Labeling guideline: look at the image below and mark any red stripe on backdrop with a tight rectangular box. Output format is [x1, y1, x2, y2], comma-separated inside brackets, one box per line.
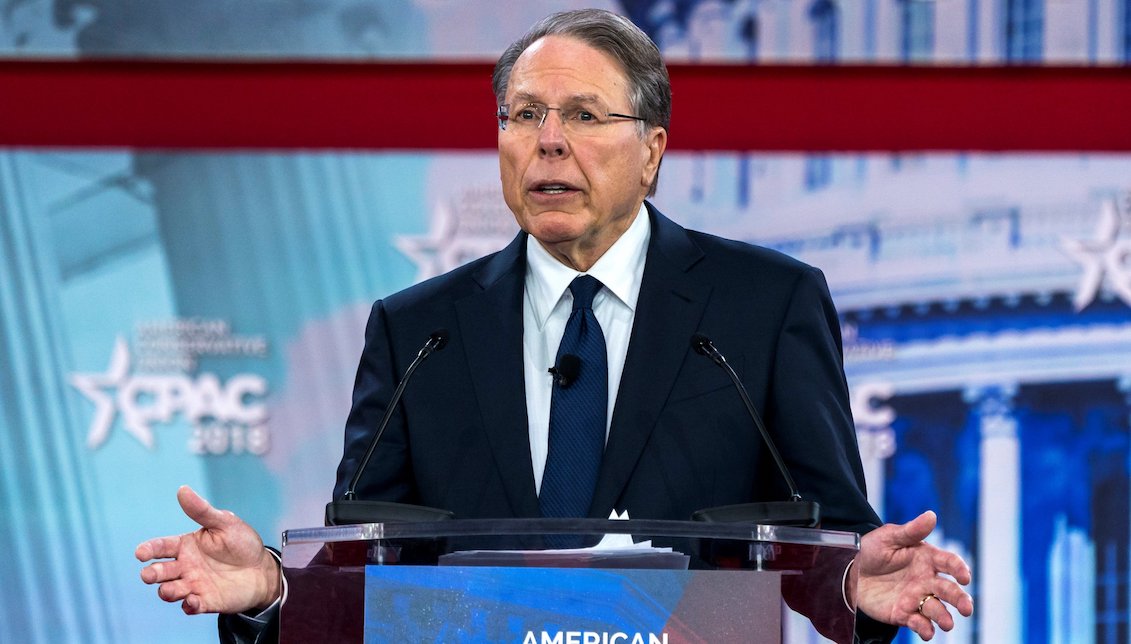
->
[1, 59, 1129, 151]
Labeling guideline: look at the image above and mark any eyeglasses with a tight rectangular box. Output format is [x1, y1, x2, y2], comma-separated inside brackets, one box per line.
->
[496, 103, 646, 136]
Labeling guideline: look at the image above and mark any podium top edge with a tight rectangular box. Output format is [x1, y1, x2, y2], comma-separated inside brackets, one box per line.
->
[282, 518, 860, 549]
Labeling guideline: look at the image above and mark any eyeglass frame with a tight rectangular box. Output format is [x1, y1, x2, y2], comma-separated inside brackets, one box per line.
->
[496, 102, 647, 133]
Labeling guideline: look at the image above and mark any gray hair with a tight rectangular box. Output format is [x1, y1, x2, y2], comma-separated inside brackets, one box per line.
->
[492, 9, 671, 196]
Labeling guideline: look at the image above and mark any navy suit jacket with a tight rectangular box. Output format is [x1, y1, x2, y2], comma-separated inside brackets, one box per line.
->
[333, 204, 879, 535]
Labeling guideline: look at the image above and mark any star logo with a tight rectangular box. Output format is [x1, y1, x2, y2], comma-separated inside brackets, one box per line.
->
[395, 197, 517, 282]
[395, 201, 461, 282]
[1060, 197, 1131, 311]
[68, 336, 154, 449]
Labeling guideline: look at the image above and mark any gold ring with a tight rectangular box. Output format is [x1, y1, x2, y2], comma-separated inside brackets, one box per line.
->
[917, 593, 939, 614]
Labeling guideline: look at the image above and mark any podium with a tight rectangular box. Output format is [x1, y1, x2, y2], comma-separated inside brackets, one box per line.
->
[280, 518, 859, 643]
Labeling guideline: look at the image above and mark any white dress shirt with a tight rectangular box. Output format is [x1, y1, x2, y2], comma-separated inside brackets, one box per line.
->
[523, 204, 651, 494]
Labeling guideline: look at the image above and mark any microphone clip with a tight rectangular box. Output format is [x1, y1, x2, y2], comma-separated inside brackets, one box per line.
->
[548, 353, 581, 388]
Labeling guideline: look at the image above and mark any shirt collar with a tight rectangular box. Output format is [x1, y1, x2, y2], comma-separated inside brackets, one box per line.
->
[525, 203, 651, 330]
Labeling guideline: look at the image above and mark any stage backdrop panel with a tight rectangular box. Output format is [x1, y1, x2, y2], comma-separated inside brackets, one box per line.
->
[3, 149, 1130, 644]
[2, 2, 1130, 644]
[2, 0, 1128, 64]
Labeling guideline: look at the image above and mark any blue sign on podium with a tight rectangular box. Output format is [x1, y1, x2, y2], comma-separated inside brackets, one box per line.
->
[364, 566, 781, 643]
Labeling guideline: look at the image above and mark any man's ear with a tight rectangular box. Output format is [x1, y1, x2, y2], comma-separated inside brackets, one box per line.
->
[641, 126, 667, 189]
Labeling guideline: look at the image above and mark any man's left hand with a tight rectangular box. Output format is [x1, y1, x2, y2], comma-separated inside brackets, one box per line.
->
[853, 510, 973, 640]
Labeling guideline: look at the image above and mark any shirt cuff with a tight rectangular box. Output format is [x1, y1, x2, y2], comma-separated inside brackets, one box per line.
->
[841, 557, 855, 613]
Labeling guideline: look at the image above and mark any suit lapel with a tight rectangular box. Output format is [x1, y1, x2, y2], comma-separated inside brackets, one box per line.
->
[589, 206, 710, 517]
[455, 233, 541, 518]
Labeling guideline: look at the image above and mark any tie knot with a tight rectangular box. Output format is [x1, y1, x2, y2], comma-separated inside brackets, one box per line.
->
[569, 275, 603, 310]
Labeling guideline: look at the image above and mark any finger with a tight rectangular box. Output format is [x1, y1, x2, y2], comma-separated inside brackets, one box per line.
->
[139, 559, 182, 585]
[157, 579, 192, 603]
[932, 548, 973, 585]
[930, 579, 974, 617]
[919, 595, 955, 632]
[135, 535, 181, 562]
[894, 510, 937, 545]
[906, 612, 937, 641]
[182, 594, 205, 615]
[177, 485, 233, 530]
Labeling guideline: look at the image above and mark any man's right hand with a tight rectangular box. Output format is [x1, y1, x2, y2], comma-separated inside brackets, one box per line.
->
[136, 485, 281, 615]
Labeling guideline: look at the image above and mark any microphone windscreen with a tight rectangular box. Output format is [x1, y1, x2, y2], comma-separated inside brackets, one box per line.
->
[559, 353, 581, 382]
[430, 328, 450, 351]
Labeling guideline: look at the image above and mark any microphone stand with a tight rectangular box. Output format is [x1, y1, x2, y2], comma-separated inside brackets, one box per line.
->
[690, 334, 820, 527]
[325, 330, 455, 525]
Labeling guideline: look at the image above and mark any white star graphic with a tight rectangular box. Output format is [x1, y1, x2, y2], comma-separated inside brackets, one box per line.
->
[395, 201, 516, 282]
[395, 201, 459, 282]
[69, 336, 152, 450]
[1060, 197, 1131, 311]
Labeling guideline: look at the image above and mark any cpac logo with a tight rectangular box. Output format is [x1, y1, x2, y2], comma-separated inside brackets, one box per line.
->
[70, 337, 269, 454]
[1060, 196, 1131, 310]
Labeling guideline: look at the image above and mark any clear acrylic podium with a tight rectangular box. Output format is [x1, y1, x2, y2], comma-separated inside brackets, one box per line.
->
[280, 518, 859, 643]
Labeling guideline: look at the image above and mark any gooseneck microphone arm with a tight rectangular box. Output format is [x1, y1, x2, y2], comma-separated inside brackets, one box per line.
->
[343, 329, 449, 501]
[689, 333, 819, 527]
[691, 333, 802, 503]
[326, 328, 454, 524]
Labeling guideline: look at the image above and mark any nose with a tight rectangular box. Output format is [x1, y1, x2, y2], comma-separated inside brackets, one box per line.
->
[537, 110, 570, 159]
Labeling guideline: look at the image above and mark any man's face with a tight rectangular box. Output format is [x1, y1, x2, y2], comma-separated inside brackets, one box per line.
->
[498, 35, 666, 270]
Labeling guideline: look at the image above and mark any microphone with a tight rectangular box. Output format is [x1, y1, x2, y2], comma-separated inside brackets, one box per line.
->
[325, 329, 455, 525]
[547, 353, 581, 388]
[688, 333, 820, 527]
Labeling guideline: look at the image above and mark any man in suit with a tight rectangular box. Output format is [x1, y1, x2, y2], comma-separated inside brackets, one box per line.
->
[138, 9, 972, 642]
[334, 203, 879, 532]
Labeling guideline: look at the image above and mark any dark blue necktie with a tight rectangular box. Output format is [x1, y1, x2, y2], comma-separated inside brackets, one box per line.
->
[540, 275, 608, 523]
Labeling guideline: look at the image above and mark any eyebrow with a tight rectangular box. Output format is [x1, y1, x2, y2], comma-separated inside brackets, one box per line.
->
[509, 92, 605, 108]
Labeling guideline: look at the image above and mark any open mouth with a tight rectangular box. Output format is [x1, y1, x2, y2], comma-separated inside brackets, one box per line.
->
[532, 181, 577, 195]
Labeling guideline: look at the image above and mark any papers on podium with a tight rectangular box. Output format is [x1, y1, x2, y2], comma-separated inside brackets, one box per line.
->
[438, 510, 691, 570]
